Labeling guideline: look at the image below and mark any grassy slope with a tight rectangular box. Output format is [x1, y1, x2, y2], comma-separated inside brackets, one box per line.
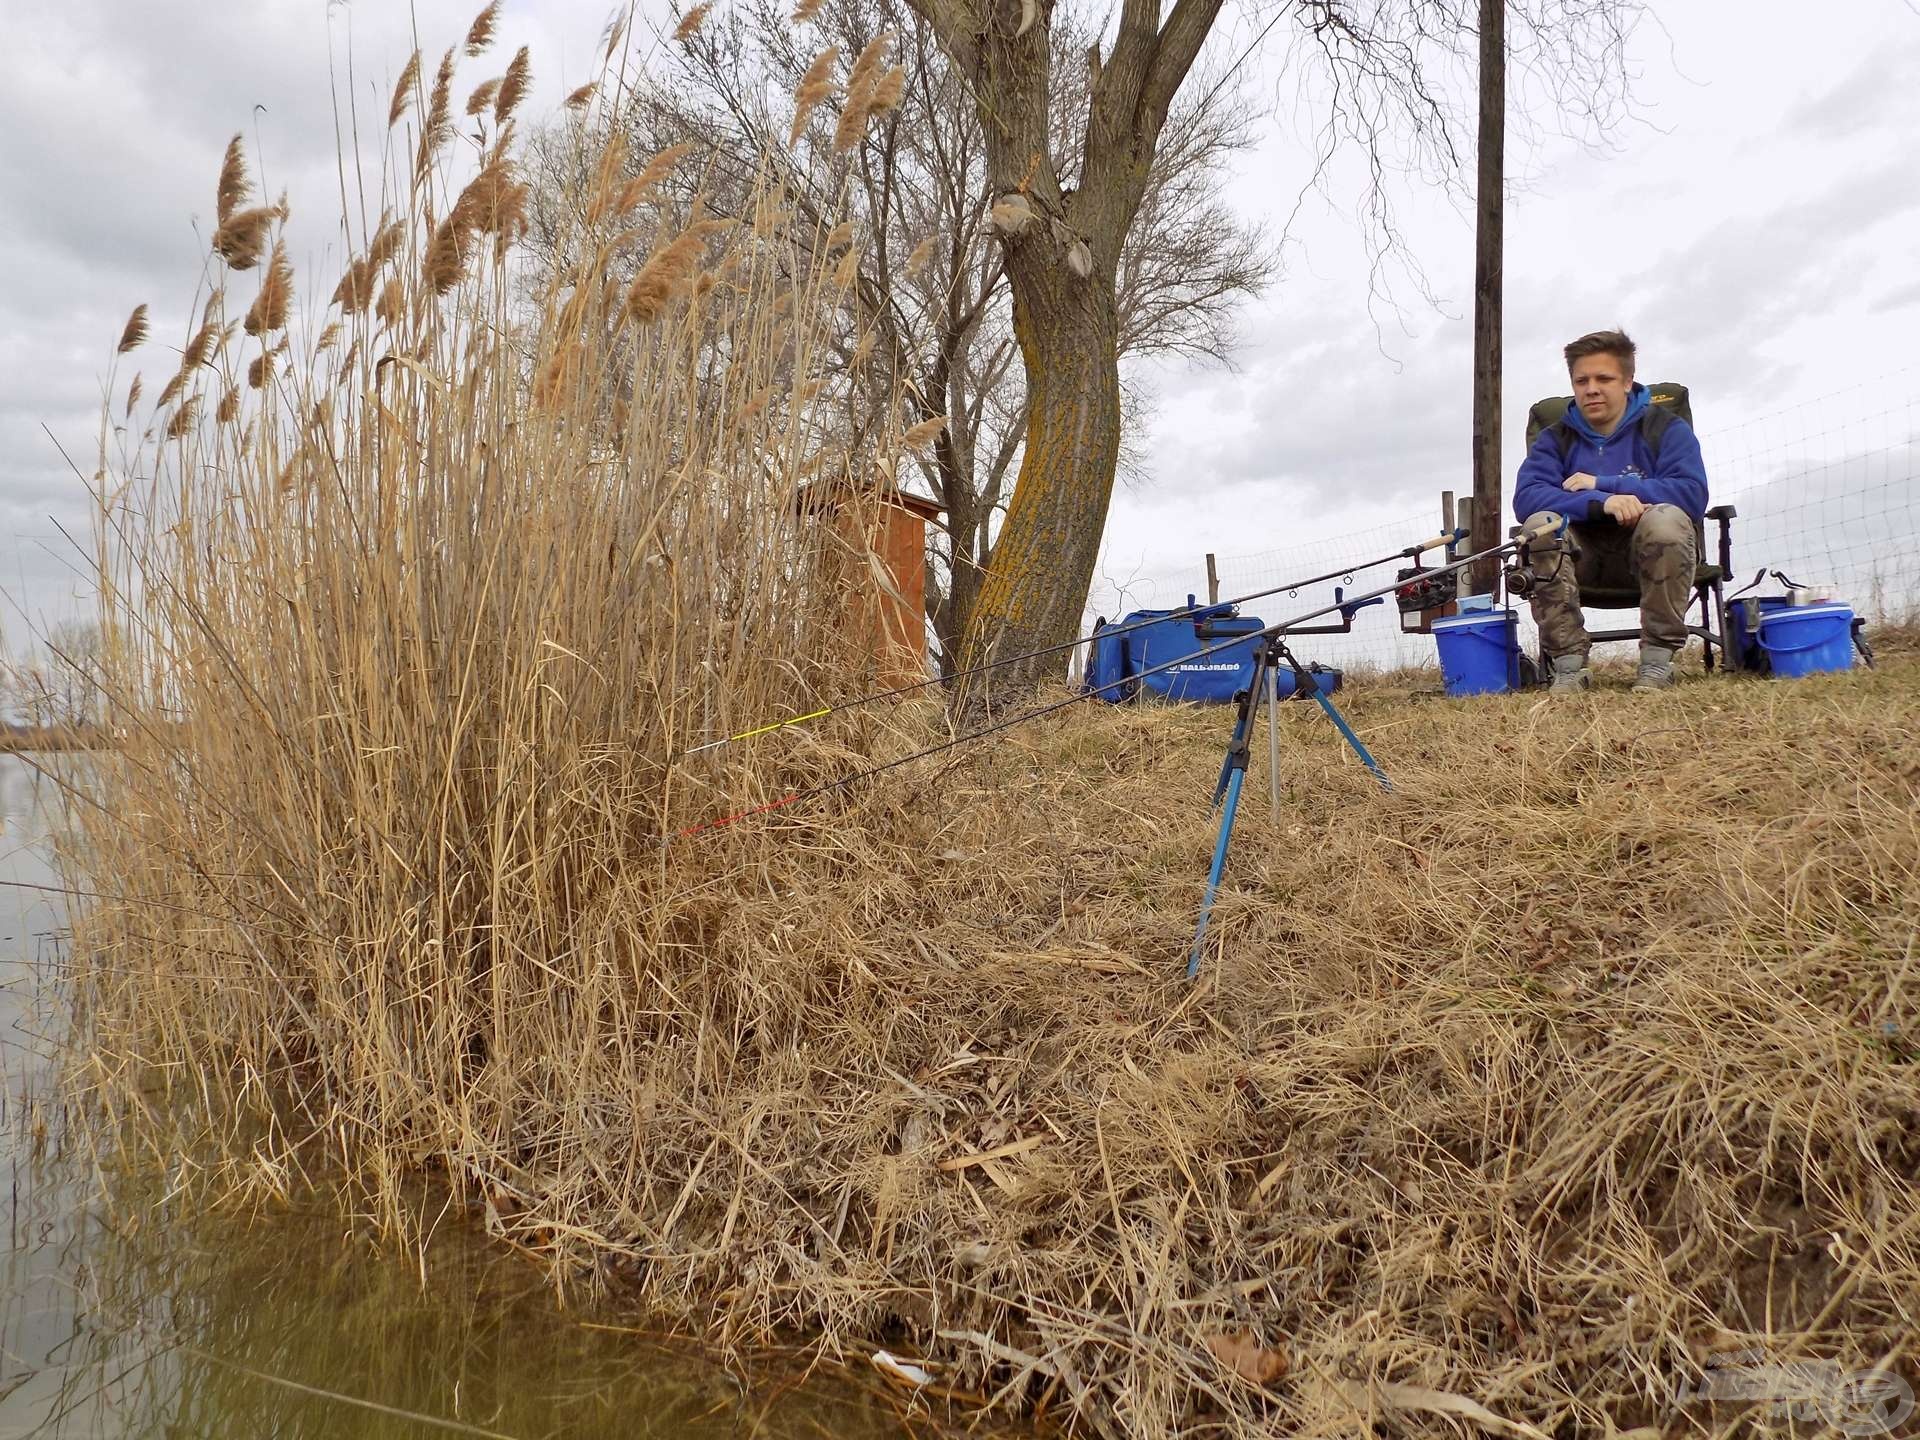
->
[763, 633, 1920, 1436]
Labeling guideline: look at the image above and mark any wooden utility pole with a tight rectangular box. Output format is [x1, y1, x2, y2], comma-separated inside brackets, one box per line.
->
[1470, 0, 1505, 593]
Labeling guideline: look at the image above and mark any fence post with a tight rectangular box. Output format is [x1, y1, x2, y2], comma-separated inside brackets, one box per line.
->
[1205, 553, 1219, 605]
[1470, 0, 1505, 594]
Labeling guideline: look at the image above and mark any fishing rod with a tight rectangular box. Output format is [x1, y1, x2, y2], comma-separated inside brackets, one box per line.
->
[663, 520, 1555, 845]
[678, 526, 1471, 757]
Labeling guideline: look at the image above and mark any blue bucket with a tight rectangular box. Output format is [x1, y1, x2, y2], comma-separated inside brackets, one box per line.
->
[1759, 602, 1855, 678]
[1432, 609, 1521, 696]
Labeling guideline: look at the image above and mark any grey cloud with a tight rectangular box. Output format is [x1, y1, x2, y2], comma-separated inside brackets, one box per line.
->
[1615, 163, 1920, 368]
[1873, 279, 1920, 315]
[1781, 41, 1920, 143]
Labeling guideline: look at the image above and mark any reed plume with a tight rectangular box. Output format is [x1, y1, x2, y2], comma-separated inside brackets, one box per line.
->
[792, 0, 826, 22]
[423, 212, 476, 295]
[124, 374, 142, 416]
[246, 350, 272, 389]
[901, 236, 936, 276]
[388, 49, 421, 127]
[901, 415, 946, 450]
[565, 82, 596, 110]
[866, 65, 905, 119]
[331, 258, 374, 313]
[216, 386, 239, 424]
[162, 395, 198, 439]
[615, 142, 692, 214]
[832, 33, 894, 152]
[117, 304, 149, 353]
[243, 240, 293, 335]
[494, 46, 530, 124]
[416, 49, 456, 177]
[212, 207, 275, 269]
[464, 0, 500, 56]
[465, 76, 502, 117]
[843, 31, 892, 110]
[375, 277, 405, 327]
[674, 2, 714, 41]
[790, 46, 839, 144]
[368, 216, 406, 268]
[624, 210, 732, 323]
[216, 134, 250, 223]
[180, 320, 220, 370]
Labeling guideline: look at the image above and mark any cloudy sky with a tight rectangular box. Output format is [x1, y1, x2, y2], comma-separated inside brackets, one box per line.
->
[2, 0, 1917, 657]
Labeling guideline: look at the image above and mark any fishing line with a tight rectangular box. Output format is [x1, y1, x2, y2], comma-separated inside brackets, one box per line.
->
[679, 526, 1467, 756]
[664, 523, 1541, 842]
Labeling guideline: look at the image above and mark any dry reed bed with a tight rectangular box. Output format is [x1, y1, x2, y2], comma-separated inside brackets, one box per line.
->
[49, 8, 1919, 1437]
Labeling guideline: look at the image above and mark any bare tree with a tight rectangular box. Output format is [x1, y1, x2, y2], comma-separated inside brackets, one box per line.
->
[573, 0, 1272, 671]
[883, 0, 1644, 679]
[1, 621, 105, 730]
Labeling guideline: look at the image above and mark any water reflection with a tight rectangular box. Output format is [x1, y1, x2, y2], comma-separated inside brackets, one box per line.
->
[0, 756, 950, 1439]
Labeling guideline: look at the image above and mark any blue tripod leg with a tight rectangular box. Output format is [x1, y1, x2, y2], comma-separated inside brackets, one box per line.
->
[1188, 766, 1245, 978]
[1311, 691, 1392, 792]
[1210, 693, 1257, 809]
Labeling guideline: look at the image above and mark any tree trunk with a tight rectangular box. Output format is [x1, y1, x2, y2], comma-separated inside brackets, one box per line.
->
[958, 258, 1121, 689]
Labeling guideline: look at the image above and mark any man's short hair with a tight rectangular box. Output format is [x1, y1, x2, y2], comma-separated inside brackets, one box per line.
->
[1564, 329, 1636, 379]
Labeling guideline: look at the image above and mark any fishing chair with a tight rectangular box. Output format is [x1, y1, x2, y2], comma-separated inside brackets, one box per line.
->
[1515, 506, 1743, 678]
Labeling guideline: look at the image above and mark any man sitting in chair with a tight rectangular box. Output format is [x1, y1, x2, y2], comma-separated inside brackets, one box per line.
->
[1513, 329, 1709, 693]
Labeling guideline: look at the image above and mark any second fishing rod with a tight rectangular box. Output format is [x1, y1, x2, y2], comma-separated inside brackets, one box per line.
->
[679, 523, 1473, 757]
[662, 518, 1560, 843]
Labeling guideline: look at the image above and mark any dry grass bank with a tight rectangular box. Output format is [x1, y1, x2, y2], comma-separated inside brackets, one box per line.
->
[46, 6, 1919, 1437]
[71, 635, 1920, 1438]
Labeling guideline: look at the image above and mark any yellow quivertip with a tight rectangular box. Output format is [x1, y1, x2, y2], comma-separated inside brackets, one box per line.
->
[684, 706, 833, 754]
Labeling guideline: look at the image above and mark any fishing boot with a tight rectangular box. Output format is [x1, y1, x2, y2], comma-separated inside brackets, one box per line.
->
[1633, 643, 1677, 692]
[1547, 653, 1592, 694]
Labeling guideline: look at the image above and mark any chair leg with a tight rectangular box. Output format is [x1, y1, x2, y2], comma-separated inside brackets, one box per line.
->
[1710, 578, 1735, 674]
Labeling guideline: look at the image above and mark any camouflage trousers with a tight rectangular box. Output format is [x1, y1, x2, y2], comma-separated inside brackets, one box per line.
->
[1521, 504, 1698, 657]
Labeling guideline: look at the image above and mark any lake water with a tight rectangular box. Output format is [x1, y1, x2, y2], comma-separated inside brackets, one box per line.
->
[0, 754, 950, 1439]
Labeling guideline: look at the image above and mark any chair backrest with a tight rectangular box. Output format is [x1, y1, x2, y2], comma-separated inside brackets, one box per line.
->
[1526, 382, 1692, 455]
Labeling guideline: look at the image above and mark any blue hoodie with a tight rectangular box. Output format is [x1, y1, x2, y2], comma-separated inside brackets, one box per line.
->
[1512, 383, 1709, 525]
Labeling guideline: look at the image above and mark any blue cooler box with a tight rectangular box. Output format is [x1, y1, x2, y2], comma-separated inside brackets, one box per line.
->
[1432, 609, 1522, 696]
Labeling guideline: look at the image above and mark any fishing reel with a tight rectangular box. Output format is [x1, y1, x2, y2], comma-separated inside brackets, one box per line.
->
[1502, 525, 1575, 599]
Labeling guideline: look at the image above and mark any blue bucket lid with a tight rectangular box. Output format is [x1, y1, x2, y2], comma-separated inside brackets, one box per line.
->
[1760, 602, 1854, 625]
[1430, 609, 1516, 631]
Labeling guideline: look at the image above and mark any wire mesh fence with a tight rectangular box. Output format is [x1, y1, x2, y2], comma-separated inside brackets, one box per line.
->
[1086, 367, 1920, 676]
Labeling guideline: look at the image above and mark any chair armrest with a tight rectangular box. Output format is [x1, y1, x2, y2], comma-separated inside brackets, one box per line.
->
[1706, 504, 1737, 521]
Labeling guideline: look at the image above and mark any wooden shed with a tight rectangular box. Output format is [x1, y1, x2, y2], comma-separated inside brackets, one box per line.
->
[797, 480, 944, 687]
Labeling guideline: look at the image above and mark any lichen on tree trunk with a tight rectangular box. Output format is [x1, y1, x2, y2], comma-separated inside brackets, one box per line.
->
[959, 262, 1122, 688]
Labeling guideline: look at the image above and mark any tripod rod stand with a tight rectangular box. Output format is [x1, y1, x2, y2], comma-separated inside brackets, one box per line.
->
[1187, 637, 1391, 978]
